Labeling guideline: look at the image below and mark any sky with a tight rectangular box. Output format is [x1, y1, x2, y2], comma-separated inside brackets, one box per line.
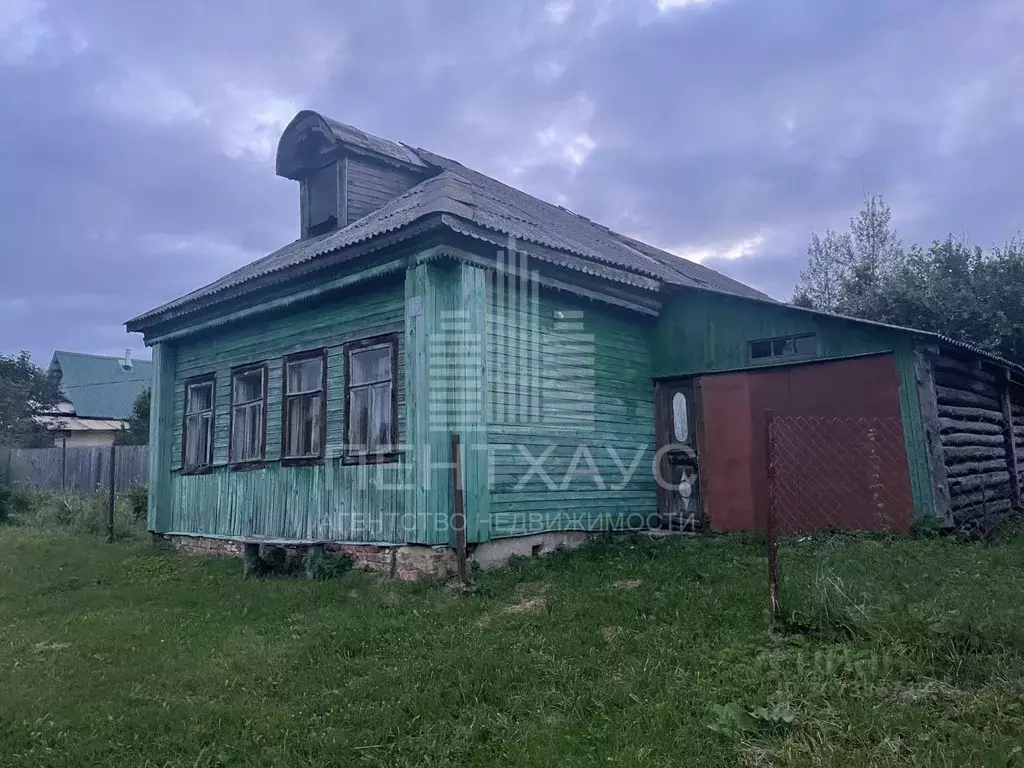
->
[1, 0, 1022, 365]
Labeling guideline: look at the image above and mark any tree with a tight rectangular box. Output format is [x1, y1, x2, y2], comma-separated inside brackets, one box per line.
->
[115, 389, 151, 446]
[793, 229, 853, 312]
[0, 352, 60, 447]
[843, 195, 903, 317]
[794, 195, 903, 319]
[794, 197, 1024, 366]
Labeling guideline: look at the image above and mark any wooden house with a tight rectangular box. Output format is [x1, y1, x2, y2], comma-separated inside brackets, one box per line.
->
[126, 111, 1024, 575]
[38, 351, 151, 447]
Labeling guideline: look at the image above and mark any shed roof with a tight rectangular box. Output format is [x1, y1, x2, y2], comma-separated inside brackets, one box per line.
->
[49, 351, 152, 420]
[129, 112, 770, 329]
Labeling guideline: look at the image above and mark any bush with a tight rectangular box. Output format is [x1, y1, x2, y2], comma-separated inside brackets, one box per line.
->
[0, 481, 35, 525]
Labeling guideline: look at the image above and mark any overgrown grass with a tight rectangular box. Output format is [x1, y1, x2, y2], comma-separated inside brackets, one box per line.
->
[1, 527, 1023, 767]
[3, 484, 148, 541]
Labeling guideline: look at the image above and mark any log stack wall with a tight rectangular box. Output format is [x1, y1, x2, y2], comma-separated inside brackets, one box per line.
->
[933, 355, 1016, 530]
[1012, 389, 1024, 496]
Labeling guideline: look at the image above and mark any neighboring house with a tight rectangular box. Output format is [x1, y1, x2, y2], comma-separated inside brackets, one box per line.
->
[40, 351, 152, 447]
[126, 110, 1024, 572]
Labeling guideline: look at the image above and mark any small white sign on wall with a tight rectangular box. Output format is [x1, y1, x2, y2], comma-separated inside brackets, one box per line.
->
[407, 295, 423, 318]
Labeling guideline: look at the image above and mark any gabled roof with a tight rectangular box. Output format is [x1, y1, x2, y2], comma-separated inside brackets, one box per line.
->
[49, 351, 151, 420]
[129, 112, 771, 330]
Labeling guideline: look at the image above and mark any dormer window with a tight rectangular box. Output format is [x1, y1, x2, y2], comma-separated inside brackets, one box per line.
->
[303, 163, 342, 237]
[277, 110, 429, 240]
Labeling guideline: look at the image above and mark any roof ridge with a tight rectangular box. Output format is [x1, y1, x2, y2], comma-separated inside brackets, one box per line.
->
[55, 350, 152, 362]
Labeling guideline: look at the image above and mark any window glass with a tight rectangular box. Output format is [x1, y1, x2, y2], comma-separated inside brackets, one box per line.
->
[183, 380, 214, 470]
[750, 340, 773, 360]
[230, 368, 265, 464]
[672, 391, 689, 443]
[287, 358, 322, 394]
[793, 334, 817, 356]
[233, 369, 263, 403]
[345, 338, 397, 458]
[283, 354, 324, 459]
[749, 333, 817, 361]
[351, 346, 391, 385]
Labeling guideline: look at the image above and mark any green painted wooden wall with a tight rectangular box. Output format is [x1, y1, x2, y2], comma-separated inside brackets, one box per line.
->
[652, 289, 934, 518]
[484, 281, 658, 538]
[162, 277, 410, 543]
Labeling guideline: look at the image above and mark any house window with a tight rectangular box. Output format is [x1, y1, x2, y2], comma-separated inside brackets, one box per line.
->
[283, 351, 325, 461]
[304, 163, 339, 237]
[344, 334, 398, 461]
[749, 333, 817, 362]
[182, 376, 214, 472]
[230, 365, 266, 465]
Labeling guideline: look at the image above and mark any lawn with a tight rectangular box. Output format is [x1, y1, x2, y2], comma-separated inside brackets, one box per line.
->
[1, 526, 1023, 767]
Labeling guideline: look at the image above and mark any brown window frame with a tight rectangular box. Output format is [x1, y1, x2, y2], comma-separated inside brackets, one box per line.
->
[281, 349, 327, 466]
[343, 333, 400, 465]
[228, 363, 268, 470]
[180, 373, 216, 475]
[748, 333, 818, 363]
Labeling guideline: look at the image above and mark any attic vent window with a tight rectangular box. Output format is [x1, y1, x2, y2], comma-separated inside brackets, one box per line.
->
[749, 333, 817, 362]
[304, 164, 341, 237]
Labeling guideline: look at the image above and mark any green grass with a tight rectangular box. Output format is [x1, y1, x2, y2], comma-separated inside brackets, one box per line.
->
[1, 527, 1024, 767]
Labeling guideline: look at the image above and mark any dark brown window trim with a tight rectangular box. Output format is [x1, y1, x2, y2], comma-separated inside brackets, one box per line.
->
[228, 362, 269, 468]
[281, 348, 327, 464]
[180, 373, 216, 476]
[342, 332, 400, 465]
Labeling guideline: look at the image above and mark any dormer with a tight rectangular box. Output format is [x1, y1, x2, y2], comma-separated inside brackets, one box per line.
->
[275, 110, 431, 239]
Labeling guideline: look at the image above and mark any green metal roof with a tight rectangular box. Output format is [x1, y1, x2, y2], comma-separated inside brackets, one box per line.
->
[49, 351, 152, 420]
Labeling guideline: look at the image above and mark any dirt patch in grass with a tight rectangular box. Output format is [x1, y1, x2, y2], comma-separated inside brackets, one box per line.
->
[506, 595, 546, 614]
[612, 579, 642, 590]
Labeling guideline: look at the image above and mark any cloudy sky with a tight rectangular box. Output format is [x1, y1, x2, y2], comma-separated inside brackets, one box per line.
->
[1, 0, 1022, 364]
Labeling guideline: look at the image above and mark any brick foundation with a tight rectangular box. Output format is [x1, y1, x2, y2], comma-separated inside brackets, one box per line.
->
[167, 534, 246, 557]
[164, 535, 456, 582]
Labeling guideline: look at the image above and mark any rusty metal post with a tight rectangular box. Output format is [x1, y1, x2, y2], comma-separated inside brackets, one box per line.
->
[765, 409, 781, 631]
[60, 436, 67, 494]
[451, 432, 468, 588]
[107, 443, 117, 542]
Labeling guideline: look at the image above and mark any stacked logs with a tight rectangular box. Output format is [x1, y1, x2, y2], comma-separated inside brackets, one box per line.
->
[1013, 395, 1024, 491]
[933, 356, 1014, 527]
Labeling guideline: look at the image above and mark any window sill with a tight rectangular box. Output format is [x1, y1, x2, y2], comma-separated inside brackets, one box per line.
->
[229, 460, 267, 472]
[179, 465, 214, 476]
[341, 451, 402, 466]
[280, 456, 325, 468]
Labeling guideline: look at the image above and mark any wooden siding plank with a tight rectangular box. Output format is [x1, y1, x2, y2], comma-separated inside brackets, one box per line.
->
[485, 281, 657, 538]
[166, 279, 407, 544]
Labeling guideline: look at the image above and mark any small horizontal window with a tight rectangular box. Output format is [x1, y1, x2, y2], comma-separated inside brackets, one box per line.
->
[749, 333, 817, 361]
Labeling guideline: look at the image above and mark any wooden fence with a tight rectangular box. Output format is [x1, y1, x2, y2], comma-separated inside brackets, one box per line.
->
[0, 444, 149, 495]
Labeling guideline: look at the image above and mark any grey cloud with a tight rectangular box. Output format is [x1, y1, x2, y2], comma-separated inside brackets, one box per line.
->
[1, 0, 1022, 365]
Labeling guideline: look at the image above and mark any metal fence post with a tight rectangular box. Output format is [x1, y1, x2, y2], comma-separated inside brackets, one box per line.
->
[61, 437, 67, 494]
[451, 432, 468, 589]
[765, 409, 781, 631]
[107, 443, 117, 542]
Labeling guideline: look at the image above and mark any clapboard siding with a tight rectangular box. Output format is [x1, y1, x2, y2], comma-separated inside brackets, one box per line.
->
[166, 277, 408, 543]
[485, 286, 658, 537]
[346, 156, 420, 223]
